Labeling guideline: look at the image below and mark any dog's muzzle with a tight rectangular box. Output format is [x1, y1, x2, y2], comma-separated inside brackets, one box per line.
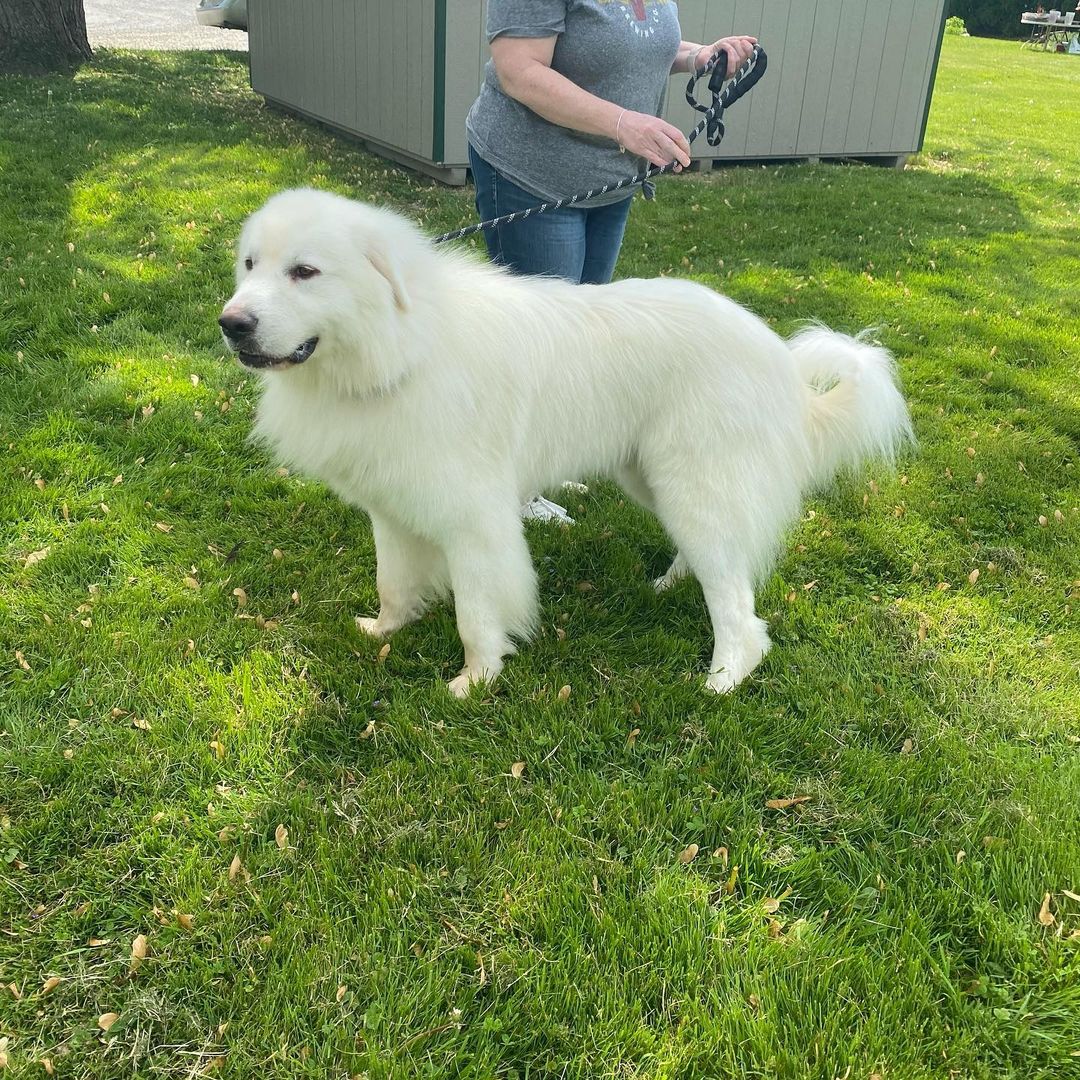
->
[219, 308, 319, 370]
[233, 336, 319, 370]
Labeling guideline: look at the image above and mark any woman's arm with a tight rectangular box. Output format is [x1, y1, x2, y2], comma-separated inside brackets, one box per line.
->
[490, 35, 691, 169]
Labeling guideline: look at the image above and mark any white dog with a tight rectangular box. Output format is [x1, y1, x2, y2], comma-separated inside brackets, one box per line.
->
[220, 188, 912, 697]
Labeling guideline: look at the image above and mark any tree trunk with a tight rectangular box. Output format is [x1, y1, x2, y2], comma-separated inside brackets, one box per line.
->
[0, 0, 93, 74]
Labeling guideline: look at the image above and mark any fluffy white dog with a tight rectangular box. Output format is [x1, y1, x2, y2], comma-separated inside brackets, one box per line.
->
[220, 188, 912, 697]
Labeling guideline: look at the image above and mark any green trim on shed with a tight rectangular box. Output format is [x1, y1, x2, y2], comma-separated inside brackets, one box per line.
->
[433, 0, 447, 163]
[918, 2, 949, 151]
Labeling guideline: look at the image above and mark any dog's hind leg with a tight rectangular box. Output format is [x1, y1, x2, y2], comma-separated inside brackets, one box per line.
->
[443, 510, 538, 698]
[615, 460, 656, 513]
[654, 551, 691, 593]
[356, 513, 447, 639]
[697, 569, 771, 693]
[650, 491, 772, 693]
[616, 459, 692, 593]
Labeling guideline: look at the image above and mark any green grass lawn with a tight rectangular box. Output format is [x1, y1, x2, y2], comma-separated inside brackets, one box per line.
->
[1, 34, 1079, 1080]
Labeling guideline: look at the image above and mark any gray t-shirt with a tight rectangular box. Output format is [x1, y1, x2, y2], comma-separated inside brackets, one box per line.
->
[465, 0, 683, 206]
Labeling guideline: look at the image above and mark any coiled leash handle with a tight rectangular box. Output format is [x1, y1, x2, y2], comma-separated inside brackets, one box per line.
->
[432, 44, 768, 246]
[695, 43, 769, 146]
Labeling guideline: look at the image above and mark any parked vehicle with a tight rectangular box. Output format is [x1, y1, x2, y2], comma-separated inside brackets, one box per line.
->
[196, 0, 247, 31]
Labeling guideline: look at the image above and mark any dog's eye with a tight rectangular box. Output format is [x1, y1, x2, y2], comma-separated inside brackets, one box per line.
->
[243, 257, 254, 271]
[290, 264, 320, 281]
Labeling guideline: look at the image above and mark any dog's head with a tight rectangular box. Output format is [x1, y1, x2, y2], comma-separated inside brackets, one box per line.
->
[219, 189, 414, 378]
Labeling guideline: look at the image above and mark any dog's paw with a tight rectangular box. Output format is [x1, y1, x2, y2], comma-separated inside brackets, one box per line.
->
[355, 615, 387, 639]
[447, 673, 479, 699]
[654, 554, 689, 593]
[447, 665, 499, 699]
[705, 668, 739, 694]
[447, 674, 470, 698]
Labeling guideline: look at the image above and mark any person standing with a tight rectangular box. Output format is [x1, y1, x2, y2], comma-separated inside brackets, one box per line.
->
[465, 0, 756, 521]
[466, 0, 755, 286]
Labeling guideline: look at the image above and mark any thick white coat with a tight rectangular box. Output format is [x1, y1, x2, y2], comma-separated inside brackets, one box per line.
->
[222, 188, 912, 695]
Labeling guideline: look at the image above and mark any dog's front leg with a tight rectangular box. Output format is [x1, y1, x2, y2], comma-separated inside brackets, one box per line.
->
[443, 515, 538, 698]
[355, 513, 446, 639]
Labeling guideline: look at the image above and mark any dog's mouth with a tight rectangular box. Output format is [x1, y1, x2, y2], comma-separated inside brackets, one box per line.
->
[237, 337, 319, 370]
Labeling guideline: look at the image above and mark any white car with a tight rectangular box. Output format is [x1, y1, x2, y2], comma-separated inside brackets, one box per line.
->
[196, 0, 247, 31]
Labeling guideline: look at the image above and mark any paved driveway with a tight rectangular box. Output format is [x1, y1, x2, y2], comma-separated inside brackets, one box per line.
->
[84, 0, 248, 50]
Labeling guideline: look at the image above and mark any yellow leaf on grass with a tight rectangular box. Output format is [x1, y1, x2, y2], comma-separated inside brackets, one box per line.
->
[377, 643, 391, 664]
[557, 685, 571, 702]
[724, 864, 740, 895]
[228, 854, 244, 882]
[275, 824, 289, 850]
[232, 587, 248, 609]
[175, 913, 195, 932]
[510, 762, 525, 780]
[766, 796, 811, 810]
[41, 977, 62, 995]
[762, 887, 794, 915]
[1063, 889, 1080, 903]
[24, 547, 50, 568]
[15, 652, 31, 673]
[336, 984, 347, 1002]
[677, 844, 699, 865]
[183, 576, 201, 591]
[1038, 893, 1055, 927]
[98, 1012, 120, 1032]
[132, 716, 152, 732]
[901, 738, 914, 754]
[130, 934, 148, 971]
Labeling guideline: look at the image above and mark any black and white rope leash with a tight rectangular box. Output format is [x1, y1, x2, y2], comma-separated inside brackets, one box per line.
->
[432, 44, 768, 246]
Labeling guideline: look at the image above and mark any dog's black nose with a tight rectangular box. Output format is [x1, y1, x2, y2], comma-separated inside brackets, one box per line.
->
[219, 311, 258, 338]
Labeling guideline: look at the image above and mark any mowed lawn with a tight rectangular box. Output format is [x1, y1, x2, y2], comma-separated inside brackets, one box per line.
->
[1, 33, 1079, 1080]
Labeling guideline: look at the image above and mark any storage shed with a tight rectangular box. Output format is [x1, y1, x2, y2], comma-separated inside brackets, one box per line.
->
[248, 0, 948, 185]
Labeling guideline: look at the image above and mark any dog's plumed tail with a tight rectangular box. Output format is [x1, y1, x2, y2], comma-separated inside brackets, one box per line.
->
[789, 326, 914, 490]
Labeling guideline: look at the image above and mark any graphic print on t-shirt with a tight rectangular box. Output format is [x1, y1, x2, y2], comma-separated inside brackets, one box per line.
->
[597, 0, 673, 39]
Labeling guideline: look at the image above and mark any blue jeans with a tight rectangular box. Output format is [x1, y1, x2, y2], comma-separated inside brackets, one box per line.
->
[468, 144, 633, 285]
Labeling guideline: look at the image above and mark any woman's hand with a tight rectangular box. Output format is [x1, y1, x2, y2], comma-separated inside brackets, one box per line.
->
[698, 35, 757, 77]
[615, 110, 692, 170]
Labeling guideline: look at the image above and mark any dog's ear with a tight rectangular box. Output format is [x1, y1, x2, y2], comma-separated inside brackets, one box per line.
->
[367, 241, 411, 313]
